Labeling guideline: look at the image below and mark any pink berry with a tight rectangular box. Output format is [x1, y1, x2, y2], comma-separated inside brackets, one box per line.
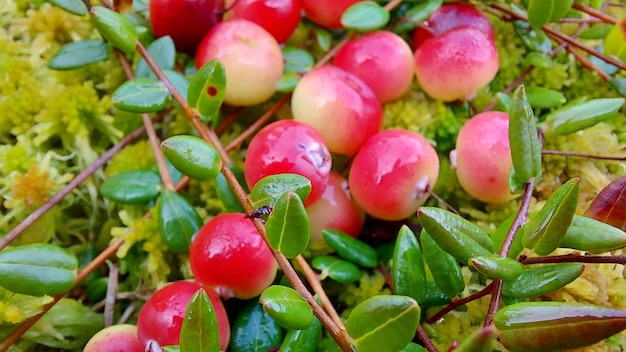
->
[244, 120, 332, 205]
[84, 324, 143, 352]
[453, 111, 516, 203]
[136, 281, 230, 350]
[224, 0, 301, 42]
[307, 172, 366, 249]
[301, 0, 362, 29]
[291, 65, 383, 156]
[189, 213, 278, 299]
[414, 26, 499, 102]
[349, 129, 440, 221]
[333, 31, 414, 103]
[196, 19, 284, 106]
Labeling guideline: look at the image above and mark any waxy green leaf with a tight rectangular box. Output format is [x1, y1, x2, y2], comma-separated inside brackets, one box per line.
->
[311, 256, 361, 283]
[604, 17, 626, 62]
[527, 0, 573, 28]
[513, 18, 552, 52]
[278, 316, 322, 352]
[545, 98, 625, 135]
[392, 226, 426, 302]
[101, 169, 161, 204]
[346, 295, 420, 352]
[230, 300, 284, 352]
[48, 40, 108, 70]
[161, 135, 221, 181]
[522, 178, 580, 255]
[422, 281, 451, 307]
[502, 263, 584, 299]
[584, 175, 626, 231]
[421, 230, 464, 298]
[526, 86, 566, 109]
[492, 213, 525, 259]
[283, 47, 315, 73]
[214, 171, 245, 213]
[135, 36, 176, 79]
[48, 0, 87, 15]
[394, 0, 443, 33]
[112, 78, 171, 113]
[276, 72, 300, 93]
[322, 229, 378, 268]
[417, 207, 493, 264]
[90, 6, 138, 54]
[265, 191, 310, 258]
[180, 289, 219, 352]
[158, 190, 203, 254]
[561, 215, 626, 253]
[494, 302, 626, 352]
[402, 343, 427, 352]
[341, 1, 390, 32]
[187, 60, 226, 120]
[260, 285, 313, 330]
[249, 174, 311, 208]
[509, 85, 542, 183]
[469, 255, 524, 281]
[0, 244, 78, 296]
[453, 326, 496, 352]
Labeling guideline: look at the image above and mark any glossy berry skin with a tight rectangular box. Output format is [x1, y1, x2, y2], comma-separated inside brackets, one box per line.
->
[83, 324, 143, 352]
[196, 19, 284, 106]
[301, 0, 362, 29]
[225, 0, 301, 43]
[307, 172, 366, 250]
[349, 129, 439, 221]
[454, 111, 516, 203]
[136, 281, 230, 351]
[244, 120, 332, 205]
[189, 213, 278, 299]
[333, 31, 414, 103]
[412, 2, 495, 49]
[414, 26, 499, 102]
[291, 65, 383, 156]
[149, 0, 223, 54]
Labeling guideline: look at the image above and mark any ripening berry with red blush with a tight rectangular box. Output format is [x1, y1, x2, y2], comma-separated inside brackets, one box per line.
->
[306, 172, 366, 250]
[84, 324, 143, 352]
[333, 31, 414, 103]
[136, 281, 230, 351]
[414, 26, 499, 102]
[291, 65, 383, 156]
[225, 0, 301, 42]
[244, 120, 332, 205]
[196, 19, 284, 106]
[453, 111, 517, 203]
[301, 0, 362, 29]
[349, 129, 440, 221]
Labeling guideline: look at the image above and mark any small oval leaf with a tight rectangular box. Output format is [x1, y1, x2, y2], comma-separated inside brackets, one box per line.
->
[0, 244, 78, 296]
[48, 40, 109, 70]
[112, 78, 171, 113]
[525, 86, 567, 109]
[48, 0, 88, 15]
[135, 36, 176, 79]
[584, 175, 626, 231]
[101, 169, 162, 204]
[545, 98, 625, 135]
[265, 191, 310, 258]
[214, 171, 245, 212]
[230, 299, 284, 352]
[421, 230, 465, 298]
[180, 288, 220, 352]
[90, 6, 138, 54]
[509, 85, 542, 183]
[278, 316, 323, 352]
[260, 285, 313, 330]
[188, 60, 226, 120]
[341, 1, 390, 32]
[158, 190, 204, 254]
[604, 17, 626, 62]
[249, 174, 311, 208]
[311, 256, 361, 283]
[346, 295, 421, 352]
[561, 215, 626, 253]
[322, 229, 378, 268]
[469, 255, 524, 281]
[527, 0, 573, 28]
[394, 0, 443, 33]
[502, 263, 584, 299]
[161, 135, 222, 181]
[283, 47, 315, 73]
[392, 226, 426, 302]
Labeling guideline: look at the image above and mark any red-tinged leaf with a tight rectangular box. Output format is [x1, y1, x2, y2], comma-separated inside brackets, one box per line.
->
[584, 175, 626, 230]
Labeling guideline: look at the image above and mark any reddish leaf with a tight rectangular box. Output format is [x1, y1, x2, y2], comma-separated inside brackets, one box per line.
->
[584, 175, 626, 230]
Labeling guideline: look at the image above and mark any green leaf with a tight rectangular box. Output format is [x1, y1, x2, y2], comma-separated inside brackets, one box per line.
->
[346, 295, 421, 352]
[283, 47, 315, 73]
[276, 72, 301, 93]
[314, 28, 332, 52]
[230, 300, 284, 352]
[161, 135, 222, 181]
[158, 190, 204, 254]
[527, 0, 573, 28]
[163, 69, 191, 98]
[525, 86, 567, 109]
[278, 316, 323, 352]
[421, 230, 464, 298]
[90, 6, 138, 54]
[402, 342, 428, 352]
[468, 255, 524, 281]
[180, 289, 220, 352]
[311, 256, 361, 283]
[47, 0, 87, 15]
[392, 226, 426, 302]
[214, 171, 245, 212]
[502, 263, 584, 299]
[394, 0, 443, 33]
[48, 40, 108, 70]
[491, 213, 524, 259]
[525, 52, 553, 69]
[545, 97, 625, 135]
[579, 23, 614, 40]
[249, 174, 312, 208]
[521, 178, 580, 255]
[112, 78, 171, 113]
[494, 302, 626, 352]
[453, 326, 495, 352]
[509, 85, 542, 183]
[322, 229, 378, 268]
[260, 285, 313, 330]
[135, 36, 176, 79]
[511, 3, 552, 53]
[605, 17, 626, 62]
[0, 244, 78, 296]
[265, 191, 310, 258]
[341, 1, 390, 32]
[560, 215, 626, 253]
[187, 60, 226, 120]
[101, 169, 162, 204]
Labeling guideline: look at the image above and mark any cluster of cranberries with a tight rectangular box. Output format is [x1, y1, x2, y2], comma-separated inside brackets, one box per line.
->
[85, 2, 515, 351]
